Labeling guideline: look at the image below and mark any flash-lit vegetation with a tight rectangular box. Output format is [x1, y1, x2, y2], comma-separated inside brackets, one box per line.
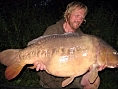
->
[0, 0, 118, 89]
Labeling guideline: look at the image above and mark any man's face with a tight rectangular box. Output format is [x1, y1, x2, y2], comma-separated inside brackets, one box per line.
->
[67, 7, 86, 30]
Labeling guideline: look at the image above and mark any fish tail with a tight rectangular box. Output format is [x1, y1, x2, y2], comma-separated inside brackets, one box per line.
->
[0, 49, 21, 66]
[0, 49, 25, 80]
[5, 62, 25, 80]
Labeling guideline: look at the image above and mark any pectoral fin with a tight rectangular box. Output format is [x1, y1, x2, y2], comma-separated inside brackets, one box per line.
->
[62, 77, 75, 87]
[88, 64, 98, 83]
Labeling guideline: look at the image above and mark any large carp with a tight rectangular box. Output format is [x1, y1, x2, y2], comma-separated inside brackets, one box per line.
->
[0, 33, 118, 87]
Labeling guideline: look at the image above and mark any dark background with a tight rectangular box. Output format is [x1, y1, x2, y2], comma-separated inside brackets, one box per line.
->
[0, 0, 118, 89]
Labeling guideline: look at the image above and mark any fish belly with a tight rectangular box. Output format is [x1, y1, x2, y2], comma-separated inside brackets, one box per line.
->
[45, 54, 96, 77]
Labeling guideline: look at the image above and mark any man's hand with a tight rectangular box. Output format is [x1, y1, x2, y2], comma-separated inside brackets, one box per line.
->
[34, 62, 46, 71]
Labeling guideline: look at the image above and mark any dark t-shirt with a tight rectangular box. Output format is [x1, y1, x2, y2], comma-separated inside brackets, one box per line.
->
[43, 19, 83, 35]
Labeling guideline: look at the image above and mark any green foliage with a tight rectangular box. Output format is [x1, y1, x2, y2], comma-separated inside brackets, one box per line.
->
[99, 69, 118, 89]
[81, 6, 118, 48]
[0, 1, 118, 89]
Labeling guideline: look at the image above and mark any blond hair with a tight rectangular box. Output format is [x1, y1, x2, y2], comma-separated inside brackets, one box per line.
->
[64, 1, 88, 20]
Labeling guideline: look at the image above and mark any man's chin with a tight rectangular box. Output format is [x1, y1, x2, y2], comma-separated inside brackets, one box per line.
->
[74, 26, 79, 30]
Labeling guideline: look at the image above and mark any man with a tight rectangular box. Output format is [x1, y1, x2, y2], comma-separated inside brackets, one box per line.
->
[32, 1, 100, 89]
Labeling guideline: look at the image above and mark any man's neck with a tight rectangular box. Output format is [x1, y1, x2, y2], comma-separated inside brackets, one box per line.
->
[63, 22, 75, 33]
